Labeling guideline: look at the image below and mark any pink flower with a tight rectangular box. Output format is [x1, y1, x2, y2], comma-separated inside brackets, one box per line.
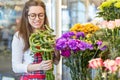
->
[107, 21, 116, 29]
[115, 19, 120, 27]
[104, 59, 118, 73]
[88, 58, 103, 69]
[115, 57, 120, 66]
[100, 21, 108, 28]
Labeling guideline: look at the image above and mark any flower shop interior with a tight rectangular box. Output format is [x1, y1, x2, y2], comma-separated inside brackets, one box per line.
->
[2, 0, 120, 80]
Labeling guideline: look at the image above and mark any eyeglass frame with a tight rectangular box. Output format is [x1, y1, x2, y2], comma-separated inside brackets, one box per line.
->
[28, 13, 45, 20]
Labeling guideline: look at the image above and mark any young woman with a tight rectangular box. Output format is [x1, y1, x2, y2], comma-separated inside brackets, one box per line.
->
[12, 0, 60, 80]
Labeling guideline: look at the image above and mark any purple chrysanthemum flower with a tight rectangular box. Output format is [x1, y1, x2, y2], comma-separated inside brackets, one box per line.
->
[61, 49, 71, 57]
[61, 32, 75, 38]
[87, 43, 94, 50]
[56, 38, 67, 50]
[73, 48, 80, 53]
[77, 41, 88, 51]
[76, 32, 85, 39]
[67, 39, 78, 50]
[100, 45, 107, 51]
[96, 40, 102, 46]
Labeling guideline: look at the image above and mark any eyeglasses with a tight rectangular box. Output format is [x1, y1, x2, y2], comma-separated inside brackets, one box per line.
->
[28, 13, 45, 20]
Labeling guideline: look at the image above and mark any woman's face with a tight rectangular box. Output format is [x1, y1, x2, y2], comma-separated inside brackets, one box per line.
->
[28, 6, 45, 30]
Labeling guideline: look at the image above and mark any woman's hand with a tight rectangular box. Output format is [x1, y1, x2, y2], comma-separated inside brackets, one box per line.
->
[39, 60, 52, 70]
[53, 50, 60, 65]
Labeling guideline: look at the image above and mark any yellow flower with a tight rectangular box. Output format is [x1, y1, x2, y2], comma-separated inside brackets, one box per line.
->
[97, 0, 120, 20]
[70, 23, 83, 31]
[70, 23, 100, 35]
[114, 2, 120, 8]
[98, 1, 112, 11]
[107, 0, 117, 2]
[86, 34, 92, 38]
[84, 23, 100, 34]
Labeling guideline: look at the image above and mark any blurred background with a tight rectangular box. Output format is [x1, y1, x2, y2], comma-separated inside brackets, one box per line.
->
[0, 0, 105, 80]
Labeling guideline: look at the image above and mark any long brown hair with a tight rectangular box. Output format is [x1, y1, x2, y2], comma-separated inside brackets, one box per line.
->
[18, 0, 49, 52]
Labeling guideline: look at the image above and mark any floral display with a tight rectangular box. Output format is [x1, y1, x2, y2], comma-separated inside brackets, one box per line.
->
[97, 0, 120, 21]
[55, 26, 108, 80]
[29, 25, 55, 80]
[93, 19, 120, 59]
[88, 57, 120, 80]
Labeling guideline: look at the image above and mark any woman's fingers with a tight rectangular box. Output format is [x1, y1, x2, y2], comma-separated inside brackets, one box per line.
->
[42, 63, 52, 70]
[39, 60, 53, 70]
[43, 60, 52, 64]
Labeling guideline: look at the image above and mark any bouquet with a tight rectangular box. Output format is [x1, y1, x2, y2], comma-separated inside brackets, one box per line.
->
[88, 57, 120, 80]
[55, 27, 108, 80]
[29, 25, 55, 80]
[97, 0, 120, 21]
